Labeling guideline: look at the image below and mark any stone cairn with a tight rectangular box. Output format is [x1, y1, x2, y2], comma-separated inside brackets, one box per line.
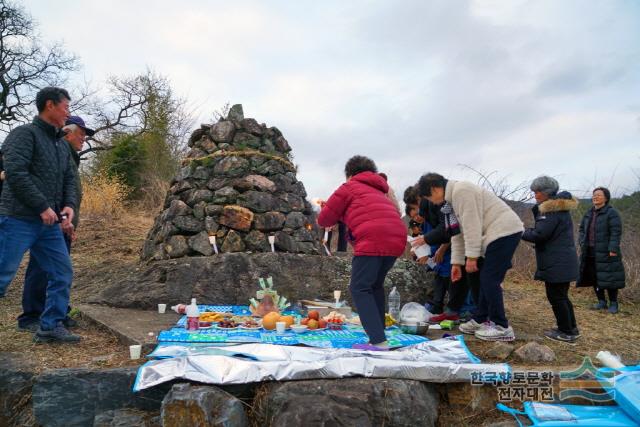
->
[141, 104, 319, 260]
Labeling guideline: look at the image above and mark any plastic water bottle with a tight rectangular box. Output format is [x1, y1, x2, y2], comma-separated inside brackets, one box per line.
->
[388, 287, 401, 320]
[186, 298, 200, 331]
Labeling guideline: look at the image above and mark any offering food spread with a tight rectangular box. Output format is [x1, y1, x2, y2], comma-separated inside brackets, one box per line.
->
[161, 303, 426, 348]
[163, 279, 426, 349]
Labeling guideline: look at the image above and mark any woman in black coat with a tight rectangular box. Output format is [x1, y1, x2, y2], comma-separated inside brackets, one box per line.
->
[577, 187, 625, 314]
[522, 176, 579, 343]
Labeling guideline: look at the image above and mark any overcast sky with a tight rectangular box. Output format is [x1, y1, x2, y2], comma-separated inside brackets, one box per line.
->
[24, 0, 640, 202]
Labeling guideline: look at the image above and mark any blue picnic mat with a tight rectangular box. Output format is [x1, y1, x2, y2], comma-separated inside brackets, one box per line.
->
[166, 304, 428, 349]
[157, 324, 428, 349]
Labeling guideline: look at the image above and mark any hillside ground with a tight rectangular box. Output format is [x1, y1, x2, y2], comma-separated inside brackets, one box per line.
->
[0, 210, 637, 426]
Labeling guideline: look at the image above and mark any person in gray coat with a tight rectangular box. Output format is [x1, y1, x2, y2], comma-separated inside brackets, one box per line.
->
[577, 187, 625, 314]
[522, 176, 579, 344]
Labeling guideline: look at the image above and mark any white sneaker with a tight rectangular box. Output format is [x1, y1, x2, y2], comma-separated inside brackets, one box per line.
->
[475, 325, 515, 342]
[459, 319, 491, 335]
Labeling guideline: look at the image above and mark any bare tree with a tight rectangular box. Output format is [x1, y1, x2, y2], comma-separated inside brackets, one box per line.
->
[458, 164, 533, 202]
[0, 0, 78, 133]
[78, 69, 193, 158]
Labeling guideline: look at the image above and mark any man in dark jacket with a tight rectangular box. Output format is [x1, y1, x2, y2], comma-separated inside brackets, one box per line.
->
[522, 176, 579, 343]
[0, 87, 80, 344]
[17, 116, 93, 332]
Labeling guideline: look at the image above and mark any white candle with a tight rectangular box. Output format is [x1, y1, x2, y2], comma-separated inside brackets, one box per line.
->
[334, 290, 341, 302]
[268, 235, 275, 252]
[209, 235, 219, 254]
[323, 243, 332, 256]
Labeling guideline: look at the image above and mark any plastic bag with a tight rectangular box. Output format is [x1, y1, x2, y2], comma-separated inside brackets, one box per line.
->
[400, 302, 431, 323]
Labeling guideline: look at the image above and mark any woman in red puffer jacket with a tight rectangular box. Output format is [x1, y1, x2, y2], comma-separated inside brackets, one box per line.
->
[318, 156, 406, 350]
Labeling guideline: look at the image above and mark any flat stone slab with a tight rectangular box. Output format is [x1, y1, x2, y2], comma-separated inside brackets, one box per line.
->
[78, 304, 180, 352]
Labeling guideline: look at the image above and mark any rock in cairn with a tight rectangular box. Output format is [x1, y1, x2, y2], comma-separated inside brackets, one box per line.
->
[141, 104, 319, 260]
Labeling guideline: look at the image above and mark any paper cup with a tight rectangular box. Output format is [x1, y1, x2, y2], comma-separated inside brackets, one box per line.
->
[129, 344, 142, 360]
[158, 303, 166, 314]
[276, 321, 286, 334]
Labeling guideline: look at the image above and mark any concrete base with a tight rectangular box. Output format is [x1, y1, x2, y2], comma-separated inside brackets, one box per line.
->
[78, 304, 180, 353]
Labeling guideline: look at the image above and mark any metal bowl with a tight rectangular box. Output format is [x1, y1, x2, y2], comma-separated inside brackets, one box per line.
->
[399, 322, 430, 335]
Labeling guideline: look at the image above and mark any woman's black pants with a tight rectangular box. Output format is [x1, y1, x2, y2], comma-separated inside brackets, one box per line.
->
[545, 282, 578, 335]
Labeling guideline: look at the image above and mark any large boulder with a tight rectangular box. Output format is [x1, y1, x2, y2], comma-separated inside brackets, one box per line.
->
[253, 378, 438, 427]
[0, 353, 36, 427]
[31, 368, 172, 427]
[161, 383, 248, 427]
[89, 253, 434, 310]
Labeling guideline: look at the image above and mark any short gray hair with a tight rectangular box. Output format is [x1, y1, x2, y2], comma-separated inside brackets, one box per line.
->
[530, 175, 559, 196]
[62, 123, 79, 133]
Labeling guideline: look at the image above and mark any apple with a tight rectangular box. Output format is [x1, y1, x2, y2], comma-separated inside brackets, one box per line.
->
[318, 319, 327, 328]
[308, 310, 320, 321]
[308, 319, 319, 330]
[301, 318, 309, 325]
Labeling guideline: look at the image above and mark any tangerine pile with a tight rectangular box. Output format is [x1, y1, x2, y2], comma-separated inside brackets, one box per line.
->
[262, 312, 294, 330]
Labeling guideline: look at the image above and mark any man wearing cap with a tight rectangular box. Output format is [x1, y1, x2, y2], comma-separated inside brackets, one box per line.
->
[16, 115, 94, 336]
[0, 87, 80, 343]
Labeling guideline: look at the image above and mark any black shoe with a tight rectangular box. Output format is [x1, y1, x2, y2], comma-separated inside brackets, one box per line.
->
[16, 322, 39, 333]
[571, 328, 581, 338]
[62, 317, 78, 328]
[590, 300, 607, 310]
[544, 329, 577, 344]
[34, 325, 81, 344]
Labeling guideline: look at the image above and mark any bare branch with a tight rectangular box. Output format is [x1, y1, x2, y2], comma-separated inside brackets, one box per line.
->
[0, 0, 78, 134]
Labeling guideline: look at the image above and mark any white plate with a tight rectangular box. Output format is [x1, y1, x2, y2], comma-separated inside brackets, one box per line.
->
[214, 325, 240, 330]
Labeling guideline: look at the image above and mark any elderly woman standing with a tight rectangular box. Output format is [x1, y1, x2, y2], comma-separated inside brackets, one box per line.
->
[577, 187, 625, 314]
[522, 177, 579, 343]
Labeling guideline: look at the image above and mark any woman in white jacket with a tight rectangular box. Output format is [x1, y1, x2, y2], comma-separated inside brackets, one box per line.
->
[418, 173, 523, 342]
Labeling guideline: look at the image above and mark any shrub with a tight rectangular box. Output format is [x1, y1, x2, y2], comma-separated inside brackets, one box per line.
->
[81, 170, 130, 219]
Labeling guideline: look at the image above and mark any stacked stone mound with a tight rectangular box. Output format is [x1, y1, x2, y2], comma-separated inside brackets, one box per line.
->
[141, 105, 319, 261]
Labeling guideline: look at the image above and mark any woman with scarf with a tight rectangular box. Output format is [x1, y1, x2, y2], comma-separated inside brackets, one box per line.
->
[418, 173, 523, 342]
[577, 187, 625, 314]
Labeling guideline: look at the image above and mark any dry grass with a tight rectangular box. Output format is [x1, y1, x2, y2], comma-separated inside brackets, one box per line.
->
[465, 272, 640, 366]
[0, 209, 153, 372]
[0, 267, 142, 372]
[80, 170, 130, 219]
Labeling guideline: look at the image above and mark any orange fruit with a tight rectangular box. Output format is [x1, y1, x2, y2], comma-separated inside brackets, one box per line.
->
[279, 315, 294, 327]
[262, 311, 280, 330]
